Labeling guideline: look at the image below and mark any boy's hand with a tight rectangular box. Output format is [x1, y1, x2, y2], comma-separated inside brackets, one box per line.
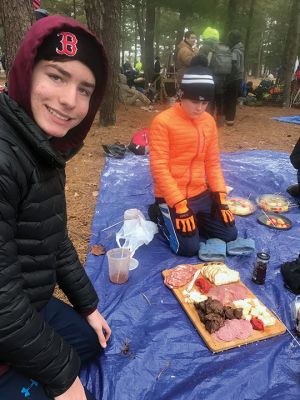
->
[174, 200, 196, 236]
[86, 310, 111, 348]
[211, 192, 235, 226]
[54, 377, 86, 400]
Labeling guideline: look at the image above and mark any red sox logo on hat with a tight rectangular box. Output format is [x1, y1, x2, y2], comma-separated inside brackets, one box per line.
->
[56, 32, 78, 57]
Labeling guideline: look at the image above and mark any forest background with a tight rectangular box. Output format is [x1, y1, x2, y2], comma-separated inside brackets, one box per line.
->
[0, 1, 299, 301]
[0, 0, 300, 125]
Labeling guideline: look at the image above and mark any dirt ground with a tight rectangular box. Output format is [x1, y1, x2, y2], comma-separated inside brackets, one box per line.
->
[65, 102, 299, 270]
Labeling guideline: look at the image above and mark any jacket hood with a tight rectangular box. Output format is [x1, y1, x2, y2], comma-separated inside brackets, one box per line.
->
[8, 15, 108, 154]
[232, 42, 244, 51]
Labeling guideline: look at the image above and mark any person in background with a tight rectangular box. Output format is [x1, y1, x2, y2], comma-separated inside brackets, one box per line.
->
[190, 54, 209, 68]
[224, 29, 244, 126]
[154, 56, 161, 76]
[176, 31, 199, 83]
[287, 137, 300, 198]
[199, 27, 230, 124]
[153, 56, 161, 91]
[254, 73, 275, 100]
[199, 26, 219, 58]
[122, 61, 137, 87]
[135, 59, 143, 74]
[0, 15, 111, 400]
[118, 72, 151, 106]
[34, 8, 49, 20]
[149, 66, 237, 257]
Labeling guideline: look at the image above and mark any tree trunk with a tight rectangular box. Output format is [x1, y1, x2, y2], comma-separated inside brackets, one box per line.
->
[175, 10, 187, 46]
[84, 0, 103, 39]
[134, 20, 138, 65]
[0, 0, 34, 73]
[144, 0, 155, 85]
[282, 0, 300, 107]
[244, 0, 256, 77]
[73, 0, 76, 18]
[120, 2, 125, 66]
[155, 6, 160, 57]
[134, 0, 146, 67]
[224, 0, 238, 38]
[99, 0, 121, 126]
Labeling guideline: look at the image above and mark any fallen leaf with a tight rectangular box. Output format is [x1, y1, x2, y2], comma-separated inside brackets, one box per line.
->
[91, 244, 106, 256]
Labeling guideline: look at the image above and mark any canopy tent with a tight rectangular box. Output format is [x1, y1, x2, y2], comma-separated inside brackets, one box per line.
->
[81, 151, 300, 400]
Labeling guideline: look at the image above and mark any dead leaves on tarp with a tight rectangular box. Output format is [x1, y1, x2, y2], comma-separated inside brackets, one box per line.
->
[90, 244, 106, 256]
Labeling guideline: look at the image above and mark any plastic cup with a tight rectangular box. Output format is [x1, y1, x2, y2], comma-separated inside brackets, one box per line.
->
[107, 248, 131, 284]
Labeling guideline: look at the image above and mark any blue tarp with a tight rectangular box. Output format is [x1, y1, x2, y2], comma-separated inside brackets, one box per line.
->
[81, 151, 300, 400]
[272, 115, 300, 125]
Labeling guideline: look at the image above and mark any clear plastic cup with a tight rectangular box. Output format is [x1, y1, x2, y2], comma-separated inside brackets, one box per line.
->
[107, 248, 130, 284]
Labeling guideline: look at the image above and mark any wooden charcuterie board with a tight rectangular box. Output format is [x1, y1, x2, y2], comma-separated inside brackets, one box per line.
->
[162, 264, 286, 353]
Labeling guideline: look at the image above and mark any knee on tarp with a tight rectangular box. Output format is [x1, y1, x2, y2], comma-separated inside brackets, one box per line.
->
[281, 255, 300, 294]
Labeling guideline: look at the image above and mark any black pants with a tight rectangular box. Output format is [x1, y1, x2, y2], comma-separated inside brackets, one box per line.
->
[224, 79, 242, 121]
[0, 297, 101, 399]
[155, 191, 237, 257]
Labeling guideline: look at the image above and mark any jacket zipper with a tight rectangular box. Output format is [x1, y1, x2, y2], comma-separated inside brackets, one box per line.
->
[185, 122, 205, 199]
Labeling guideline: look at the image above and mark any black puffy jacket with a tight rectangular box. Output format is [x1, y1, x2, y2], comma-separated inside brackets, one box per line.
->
[290, 137, 300, 170]
[0, 93, 99, 397]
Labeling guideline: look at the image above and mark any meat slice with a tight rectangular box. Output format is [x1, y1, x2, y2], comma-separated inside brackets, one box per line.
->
[207, 283, 249, 305]
[213, 319, 253, 342]
[164, 264, 198, 288]
[212, 320, 236, 342]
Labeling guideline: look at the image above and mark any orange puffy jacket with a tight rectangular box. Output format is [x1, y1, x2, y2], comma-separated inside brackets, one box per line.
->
[149, 102, 226, 208]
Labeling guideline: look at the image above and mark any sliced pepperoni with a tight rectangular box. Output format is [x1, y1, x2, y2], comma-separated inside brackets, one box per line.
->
[164, 264, 198, 288]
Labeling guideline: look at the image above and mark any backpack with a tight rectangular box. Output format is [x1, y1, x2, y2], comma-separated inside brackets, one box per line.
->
[128, 128, 149, 155]
[281, 256, 300, 294]
[208, 44, 232, 76]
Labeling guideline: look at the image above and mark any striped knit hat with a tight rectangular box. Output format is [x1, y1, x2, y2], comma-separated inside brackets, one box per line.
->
[180, 66, 215, 102]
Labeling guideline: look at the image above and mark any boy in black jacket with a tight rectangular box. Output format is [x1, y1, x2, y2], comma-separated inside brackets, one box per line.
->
[287, 137, 300, 197]
[0, 16, 111, 400]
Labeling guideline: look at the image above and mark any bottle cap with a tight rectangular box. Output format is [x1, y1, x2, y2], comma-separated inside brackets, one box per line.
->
[257, 252, 270, 261]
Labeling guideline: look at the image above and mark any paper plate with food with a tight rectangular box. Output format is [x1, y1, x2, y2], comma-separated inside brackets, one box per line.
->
[256, 194, 289, 213]
[257, 213, 292, 230]
[227, 197, 256, 216]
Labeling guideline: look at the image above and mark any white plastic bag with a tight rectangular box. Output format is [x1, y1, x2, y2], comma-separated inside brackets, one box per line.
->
[116, 209, 158, 258]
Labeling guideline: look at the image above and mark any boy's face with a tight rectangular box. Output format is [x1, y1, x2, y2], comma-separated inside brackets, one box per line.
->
[186, 34, 197, 47]
[31, 60, 95, 137]
[181, 98, 208, 119]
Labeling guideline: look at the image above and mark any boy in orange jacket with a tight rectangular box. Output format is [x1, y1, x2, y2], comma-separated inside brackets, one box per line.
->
[149, 66, 237, 256]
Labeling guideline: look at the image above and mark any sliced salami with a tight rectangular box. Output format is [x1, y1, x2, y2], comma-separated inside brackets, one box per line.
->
[164, 264, 198, 289]
[213, 319, 253, 342]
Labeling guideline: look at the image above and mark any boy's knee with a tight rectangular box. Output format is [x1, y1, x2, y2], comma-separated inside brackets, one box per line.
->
[222, 226, 238, 243]
[173, 242, 199, 257]
[81, 323, 102, 362]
